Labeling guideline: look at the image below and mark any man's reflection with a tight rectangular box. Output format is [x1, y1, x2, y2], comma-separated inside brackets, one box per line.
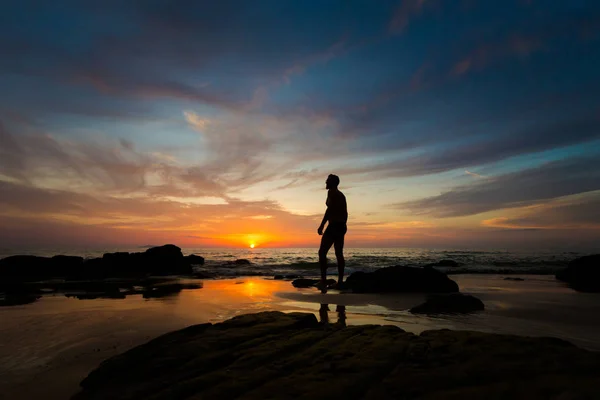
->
[319, 304, 346, 327]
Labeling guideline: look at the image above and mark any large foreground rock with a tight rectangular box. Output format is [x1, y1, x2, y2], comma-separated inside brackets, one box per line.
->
[556, 254, 600, 292]
[75, 311, 600, 400]
[345, 265, 459, 293]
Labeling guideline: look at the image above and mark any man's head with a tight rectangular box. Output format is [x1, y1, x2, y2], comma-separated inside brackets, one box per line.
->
[326, 174, 340, 190]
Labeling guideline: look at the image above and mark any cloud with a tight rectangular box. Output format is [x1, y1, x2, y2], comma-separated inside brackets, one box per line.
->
[465, 170, 486, 179]
[0, 180, 321, 247]
[452, 35, 543, 76]
[389, 0, 431, 34]
[0, 121, 227, 197]
[481, 191, 600, 229]
[0, 122, 26, 180]
[334, 115, 600, 180]
[450, 12, 600, 76]
[393, 156, 600, 217]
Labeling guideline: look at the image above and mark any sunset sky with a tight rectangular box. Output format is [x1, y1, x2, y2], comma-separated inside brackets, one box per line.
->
[1, 1, 600, 249]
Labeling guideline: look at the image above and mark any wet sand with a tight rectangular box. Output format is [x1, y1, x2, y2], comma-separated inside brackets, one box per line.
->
[0, 275, 599, 399]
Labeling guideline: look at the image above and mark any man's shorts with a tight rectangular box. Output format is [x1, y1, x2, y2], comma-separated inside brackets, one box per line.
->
[324, 222, 347, 239]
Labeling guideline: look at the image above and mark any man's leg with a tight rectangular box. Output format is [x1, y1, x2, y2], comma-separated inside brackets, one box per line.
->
[318, 234, 335, 285]
[334, 235, 345, 284]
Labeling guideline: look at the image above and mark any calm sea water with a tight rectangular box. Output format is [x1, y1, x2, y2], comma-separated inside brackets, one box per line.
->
[0, 247, 590, 276]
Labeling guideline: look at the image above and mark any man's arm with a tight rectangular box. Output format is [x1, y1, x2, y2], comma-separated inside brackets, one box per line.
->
[318, 209, 329, 235]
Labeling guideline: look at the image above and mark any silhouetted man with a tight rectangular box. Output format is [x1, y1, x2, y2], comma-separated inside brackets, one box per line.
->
[317, 174, 347, 291]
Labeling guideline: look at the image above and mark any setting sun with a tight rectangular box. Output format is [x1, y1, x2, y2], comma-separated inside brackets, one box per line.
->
[250, 243, 255, 249]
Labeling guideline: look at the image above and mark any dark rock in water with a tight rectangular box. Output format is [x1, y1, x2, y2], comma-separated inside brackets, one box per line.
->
[425, 259, 460, 268]
[51, 255, 84, 272]
[273, 275, 284, 280]
[0, 255, 51, 280]
[185, 254, 205, 265]
[0, 244, 196, 282]
[410, 293, 484, 314]
[504, 277, 525, 281]
[291, 278, 336, 288]
[83, 245, 192, 279]
[143, 244, 190, 275]
[75, 311, 600, 400]
[0, 294, 41, 306]
[144, 244, 181, 258]
[0, 255, 83, 281]
[556, 254, 600, 292]
[233, 259, 251, 265]
[345, 265, 459, 293]
[292, 278, 318, 288]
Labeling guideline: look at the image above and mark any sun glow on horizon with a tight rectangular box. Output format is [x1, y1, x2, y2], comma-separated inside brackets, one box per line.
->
[250, 243, 255, 249]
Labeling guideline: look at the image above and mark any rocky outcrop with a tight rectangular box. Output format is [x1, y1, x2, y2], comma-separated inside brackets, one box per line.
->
[75, 311, 600, 400]
[556, 254, 600, 292]
[0, 245, 199, 282]
[0, 294, 41, 306]
[345, 265, 459, 293]
[0, 255, 83, 280]
[410, 293, 484, 314]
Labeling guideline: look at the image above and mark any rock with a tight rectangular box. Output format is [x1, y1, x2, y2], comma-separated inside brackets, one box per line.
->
[345, 265, 459, 293]
[556, 254, 600, 292]
[0, 245, 193, 282]
[144, 244, 182, 259]
[273, 275, 284, 280]
[425, 259, 460, 268]
[291, 278, 337, 288]
[410, 293, 485, 314]
[504, 277, 525, 281]
[0, 255, 84, 281]
[75, 311, 600, 400]
[292, 278, 316, 287]
[0, 255, 52, 280]
[185, 254, 205, 265]
[143, 245, 190, 275]
[51, 255, 84, 274]
[233, 259, 251, 265]
[83, 245, 192, 279]
[0, 294, 41, 306]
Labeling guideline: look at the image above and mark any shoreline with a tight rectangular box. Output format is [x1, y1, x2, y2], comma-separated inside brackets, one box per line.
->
[1, 274, 599, 399]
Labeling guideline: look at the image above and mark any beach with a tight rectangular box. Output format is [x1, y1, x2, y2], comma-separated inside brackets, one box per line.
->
[1, 274, 599, 399]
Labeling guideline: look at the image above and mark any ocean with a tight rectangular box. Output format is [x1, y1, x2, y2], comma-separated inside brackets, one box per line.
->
[0, 246, 586, 276]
